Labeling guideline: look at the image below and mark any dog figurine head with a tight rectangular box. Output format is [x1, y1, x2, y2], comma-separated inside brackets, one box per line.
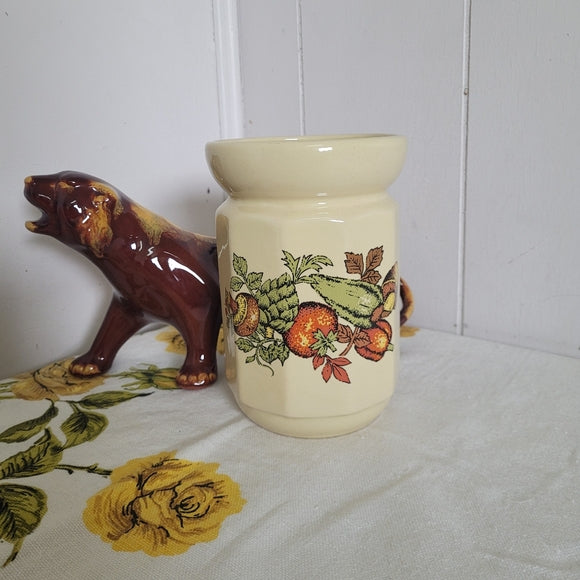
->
[25, 171, 124, 258]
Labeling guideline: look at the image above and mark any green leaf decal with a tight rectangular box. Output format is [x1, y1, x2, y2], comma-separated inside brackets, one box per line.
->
[0, 429, 63, 480]
[301, 254, 334, 273]
[0, 403, 58, 444]
[233, 254, 248, 277]
[258, 344, 277, 364]
[0, 484, 47, 567]
[246, 271, 263, 292]
[61, 406, 108, 449]
[310, 329, 338, 357]
[77, 390, 150, 410]
[258, 340, 290, 365]
[230, 276, 244, 291]
[235, 338, 255, 353]
[283, 251, 334, 281]
[281, 250, 300, 278]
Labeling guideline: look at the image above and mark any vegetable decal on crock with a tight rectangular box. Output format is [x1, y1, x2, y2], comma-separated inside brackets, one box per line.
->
[226, 247, 398, 384]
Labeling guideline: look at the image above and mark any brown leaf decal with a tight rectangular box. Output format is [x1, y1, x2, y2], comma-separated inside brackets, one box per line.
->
[383, 261, 398, 285]
[312, 355, 325, 370]
[365, 246, 384, 271]
[361, 270, 381, 285]
[354, 333, 371, 348]
[332, 364, 350, 383]
[322, 361, 333, 383]
[337, 324, 353, 343]
[344, 252, 364, 275]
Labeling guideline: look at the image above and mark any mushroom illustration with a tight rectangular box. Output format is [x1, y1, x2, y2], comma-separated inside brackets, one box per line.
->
[227, 293, 260, 337]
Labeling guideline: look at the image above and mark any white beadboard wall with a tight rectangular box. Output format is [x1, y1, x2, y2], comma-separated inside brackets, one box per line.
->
[1, 1, 578, 379]
[237, 0, 580, 359]
[465, 1, 580, 357]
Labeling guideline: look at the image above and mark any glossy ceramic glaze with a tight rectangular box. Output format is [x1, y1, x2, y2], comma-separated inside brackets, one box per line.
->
[208, 134, 407, 437]
[24, 171, 221, 388]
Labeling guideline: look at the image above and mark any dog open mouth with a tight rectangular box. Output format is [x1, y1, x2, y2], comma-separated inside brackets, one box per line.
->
[25, 210, 50, 233]
[24, 176, 59, 236]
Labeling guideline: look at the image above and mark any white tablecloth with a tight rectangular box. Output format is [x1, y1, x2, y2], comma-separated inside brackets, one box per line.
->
[1, 326, 578, 579]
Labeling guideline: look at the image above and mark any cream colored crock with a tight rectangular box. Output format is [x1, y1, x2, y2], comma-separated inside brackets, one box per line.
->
[207, 134, 406, 437]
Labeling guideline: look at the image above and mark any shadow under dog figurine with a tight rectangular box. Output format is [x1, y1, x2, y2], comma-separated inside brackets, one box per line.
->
[24, 170, 221, 389]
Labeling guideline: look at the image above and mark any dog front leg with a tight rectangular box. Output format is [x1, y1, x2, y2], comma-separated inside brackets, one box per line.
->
[70, 294, 149, 377]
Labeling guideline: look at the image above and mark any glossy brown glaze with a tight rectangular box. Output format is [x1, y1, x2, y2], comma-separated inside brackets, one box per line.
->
[24, 171, 221, 389]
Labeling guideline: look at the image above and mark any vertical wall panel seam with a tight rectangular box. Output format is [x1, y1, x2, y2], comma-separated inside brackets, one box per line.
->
[457, 0, 472, 334]
[212, 0, 244, 140]
[296, 0, 306, 135]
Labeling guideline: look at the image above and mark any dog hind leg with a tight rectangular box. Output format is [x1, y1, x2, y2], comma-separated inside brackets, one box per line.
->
[70, 294, 150, 376]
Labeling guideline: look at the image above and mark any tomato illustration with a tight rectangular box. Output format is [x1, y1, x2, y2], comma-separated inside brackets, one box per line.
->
[284, 302, 338, 358]
[355, 320, 393, 361]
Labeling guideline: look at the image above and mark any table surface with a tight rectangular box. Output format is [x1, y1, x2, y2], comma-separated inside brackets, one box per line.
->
[0, 325, 579, 579]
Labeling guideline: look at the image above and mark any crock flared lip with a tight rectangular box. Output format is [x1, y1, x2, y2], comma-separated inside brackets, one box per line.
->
[206, 133, 405, 147]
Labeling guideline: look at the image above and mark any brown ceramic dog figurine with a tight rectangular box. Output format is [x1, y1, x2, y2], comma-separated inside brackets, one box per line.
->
[24, 170, 221, 389]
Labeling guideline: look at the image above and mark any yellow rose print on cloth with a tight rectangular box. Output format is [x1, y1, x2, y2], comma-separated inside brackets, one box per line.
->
[156, 327, 187, 355]
[83, 452, 245, 557]
[10, 359, 105, 401]
[156, 326, 225, 356]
